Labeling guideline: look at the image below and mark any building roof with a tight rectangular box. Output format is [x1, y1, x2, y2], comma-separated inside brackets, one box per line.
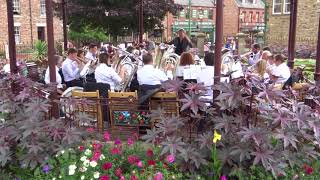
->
[174, 0, 215, 7]
[234, 0, 265, 9]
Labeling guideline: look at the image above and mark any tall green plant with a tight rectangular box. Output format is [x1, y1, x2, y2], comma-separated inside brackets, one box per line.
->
[33, 40, 48, 63]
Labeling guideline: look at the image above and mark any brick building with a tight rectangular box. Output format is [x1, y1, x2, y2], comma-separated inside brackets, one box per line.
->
[0, 0, 63, 47]
[266, 0, 320, 48]
[163, 0, 265, 42]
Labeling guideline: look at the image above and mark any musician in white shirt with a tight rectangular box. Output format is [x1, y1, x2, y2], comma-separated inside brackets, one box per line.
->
[85, 44, 98, 62]
[197, 52, 215, 101]
[62, 48, 83, 88]
[176, 52, 195, 78]
[2, 59, 10, 74]
[270, 54, 291, 84]
[241, 43, 261, 66]
[137, 53, 168, 86]
[95, 53, 122, 91]
[45, 55, 63, 88]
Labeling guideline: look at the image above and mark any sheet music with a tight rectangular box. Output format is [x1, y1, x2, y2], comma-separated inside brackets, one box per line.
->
[183, 65, 201, 80]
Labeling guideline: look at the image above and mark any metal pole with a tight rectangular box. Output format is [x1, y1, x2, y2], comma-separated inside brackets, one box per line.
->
[62, 0, 68, 51]
[214, 0, 223, 99]
[139, 0, 144, 44]
[46, 0, 59, 118]
[28, 0, 34, 47]
[315, 15, 320, 86]
[188, 0, 191, 37]
[6, 0, 17, 75]
[287, 0, 298, 69]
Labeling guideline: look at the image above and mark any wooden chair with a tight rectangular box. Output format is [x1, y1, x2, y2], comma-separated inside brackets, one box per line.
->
[71, 90, 104, 131]
[149, 92, 180, 126]
[108, 91, 140, 136]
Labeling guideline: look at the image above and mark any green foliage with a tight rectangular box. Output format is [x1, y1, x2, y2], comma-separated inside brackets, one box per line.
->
[68, 26, 107, 45]
[32, 40, 48, 62]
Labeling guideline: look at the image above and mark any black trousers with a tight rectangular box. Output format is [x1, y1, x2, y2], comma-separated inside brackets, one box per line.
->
[65, 79, 83, 88]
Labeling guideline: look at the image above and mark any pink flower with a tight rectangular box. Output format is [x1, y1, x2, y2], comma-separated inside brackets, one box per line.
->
[166, 154, 175, 163]
[146, 149, 154, 157]
[111, 147, 122, 155]
[93, 143, 103, 150]
[128, 155, 139, 165]
[92, 151, 101, 161]
[137, 161, 143, 168]
[130, 175, 138, 180]
[104, 131, 111, 141]
[154, 172, 163, 180]
[114, 138, 122, 145]
[128, 137, 134, 146]
[220, 175, 227, 180]
[86, 127, 95, 133]
[102, 162, 112, 170]
[115, 168, 122, 177]
[120, 176, 125, 180]
[99, 175, 110, 180]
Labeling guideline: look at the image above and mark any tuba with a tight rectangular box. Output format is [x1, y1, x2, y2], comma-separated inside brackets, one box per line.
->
[156, 44, 180, 78]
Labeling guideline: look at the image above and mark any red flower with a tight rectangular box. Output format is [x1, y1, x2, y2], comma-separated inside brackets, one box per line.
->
[119, 115, 125, 121]
[130, 175, 138, 180]
[306, 167, 314, 175]
[99, 175, 110, 180]
[86, 127, 95, 133]
[115, 168, 122, 177]
[147, 160, 156, 166]
[102, 162, 113, 170]
[127, 155, 139, 165]
[111, 147, 122, 155]
[132, 114, 137, 119]
[91, 151, 101, 161]
[93, 143, 103, 150]
[146, 149, 154, 157]
[79, 146, 84, 151]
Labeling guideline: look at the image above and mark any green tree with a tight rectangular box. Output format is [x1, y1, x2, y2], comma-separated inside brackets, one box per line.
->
[68, 26, 108, 45]
[58, 0, 181, 37]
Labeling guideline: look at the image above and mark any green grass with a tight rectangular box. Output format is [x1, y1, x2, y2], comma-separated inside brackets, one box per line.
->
[294, 59, 316, 80]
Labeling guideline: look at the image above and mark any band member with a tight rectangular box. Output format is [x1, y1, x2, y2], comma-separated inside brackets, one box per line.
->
[197, 52, 215, 101]
[85, 44, 98, 62]
[45, 55, 64, 94]
[137, 53, 168, 86]
[176, 52, 195, 79]
[95, 53, 122, 91]
[168, 28, 193, 56]
[270, 54, 291, 84]
[62, 48, 84, 88]
[241, 43, 262, 66]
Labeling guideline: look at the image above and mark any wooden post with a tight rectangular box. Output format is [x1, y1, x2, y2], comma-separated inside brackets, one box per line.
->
[139, 0, 144, 44]
[287, 0, 298, 69]
[46, 0, 59, 118]
[213, 0, 224, 100]
[6, 0, 17, 75]
[315, 15, 320, 86]
[62, 0, 68, 51]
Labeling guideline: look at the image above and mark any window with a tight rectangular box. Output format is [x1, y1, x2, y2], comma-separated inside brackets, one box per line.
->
[244, 0, 254, 3]
[256, 12, 260, 23]
[198, 9, 204, 19]
[203, 10, 209, 19]
[283, 0, 290, 14]
[13, 0, 20, 15]
[208, 9, 213, 19]
[273, 0, 282, 14]
[40, 0, 46, 16]
[240, 11, 246, 23]
[249, 12, 253, 23]
[14, 26, 21, 44]
[180, 10, 186, 18]
[192, 9, 197, 18]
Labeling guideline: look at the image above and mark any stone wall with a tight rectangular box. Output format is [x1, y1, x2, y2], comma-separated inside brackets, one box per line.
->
[266, 0, 319, 48]
[0, 0, 63, 48]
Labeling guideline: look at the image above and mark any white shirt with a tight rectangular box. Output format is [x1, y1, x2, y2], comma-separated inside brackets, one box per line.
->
[45, 66, 63, 89]
[95, 63, 122, 91]
[271, 63, 291, 84]
[2, 64, 10, 73]
[176, 66, 185, 77]
[137, 64, 168, 85]
[85, 52, 97, 61]
[62, 58, 80, 82]
[197, 66, 215, 102]
[248, 51, 261, 66]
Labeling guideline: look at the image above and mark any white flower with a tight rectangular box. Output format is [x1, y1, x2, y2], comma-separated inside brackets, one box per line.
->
[100, 154, 105, 160]
[83, 159, 90, 167]
[93, 172, 100, 179]
[80, 156, 87, 161]
[69, 169, 75, 175]
[52, 178, 56, 180]
[84, 149, 92, 156]
[81, 176, 85, 180]
[59, 175, 62, 179]
[69, 164, 77, 170]
[79, 166, 87, 172]
[60, 150, 65, 154]
[90, 161, 97, 167]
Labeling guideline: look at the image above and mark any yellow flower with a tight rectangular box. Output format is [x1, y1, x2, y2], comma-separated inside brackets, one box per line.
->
[213, 130, 221, 143]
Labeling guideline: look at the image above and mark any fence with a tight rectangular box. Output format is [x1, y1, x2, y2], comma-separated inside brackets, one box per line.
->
[0, 42, 34, 60]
